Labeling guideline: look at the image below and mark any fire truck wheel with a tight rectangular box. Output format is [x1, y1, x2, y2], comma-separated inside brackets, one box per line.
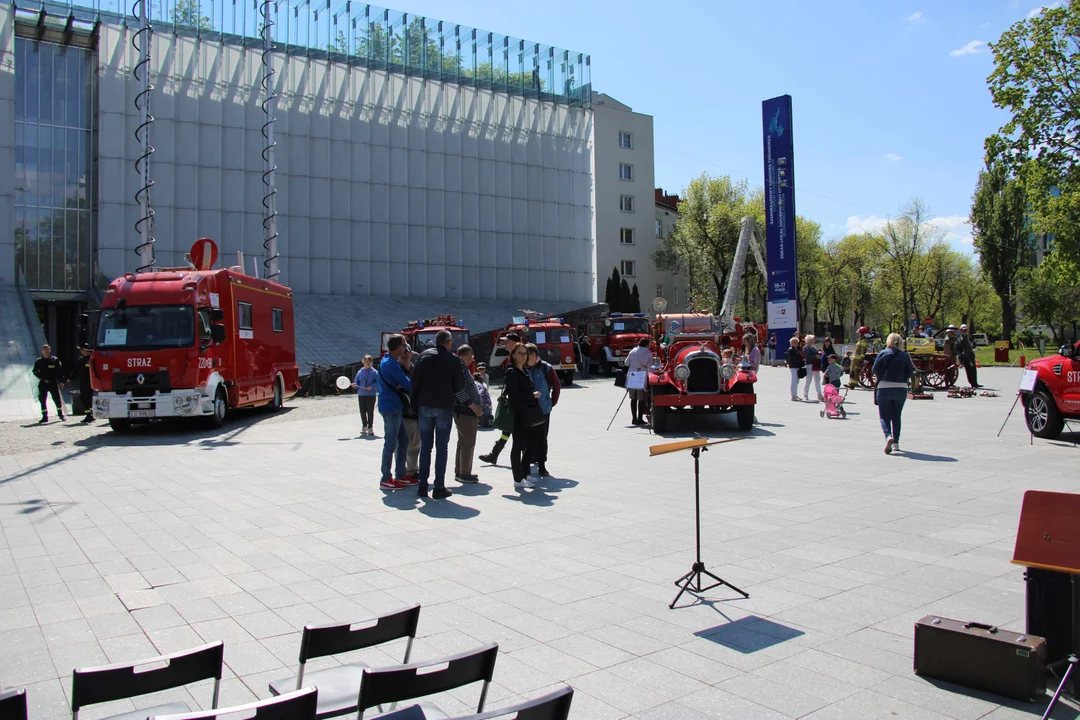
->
[559, 371, 574, 387]
[108, 419, 132, 433]
[651, 406, 668, 434]
[736, 404, 754, 431]
[1025, 389, 1063, 439]
[603, 361, 614, 377]
[208, 387, 229, 429]
[266, 379, 283, 413]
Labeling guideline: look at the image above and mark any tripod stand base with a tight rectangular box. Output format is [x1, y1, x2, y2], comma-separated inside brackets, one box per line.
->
[670, 561, 749, 609]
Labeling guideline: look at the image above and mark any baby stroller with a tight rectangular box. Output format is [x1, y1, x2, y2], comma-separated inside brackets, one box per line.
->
[820, 383, 848, 419]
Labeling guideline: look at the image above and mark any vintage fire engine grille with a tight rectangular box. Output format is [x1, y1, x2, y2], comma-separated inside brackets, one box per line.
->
[112, 371, 172, 396]
[540, 347, 562, 367]
[686, 356, 721, 393]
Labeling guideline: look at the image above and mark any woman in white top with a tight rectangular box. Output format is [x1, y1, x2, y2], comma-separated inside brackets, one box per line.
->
[624, 338, 653, 426]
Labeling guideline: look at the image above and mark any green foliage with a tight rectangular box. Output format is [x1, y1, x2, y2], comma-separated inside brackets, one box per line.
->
[629, 284, 641, 313]
[604, 268, 619, 309]
[988, 3, 1080, 263]
[1016, 253, 1080, 343]
[171, 0, 213, 31]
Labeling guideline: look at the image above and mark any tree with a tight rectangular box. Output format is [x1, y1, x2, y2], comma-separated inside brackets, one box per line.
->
[171, 0, 212, 31]
[604, 268, 621, 309]
[653, 173, 750, 314]
[630, 284, 641, 313]
[873, 199, 945, 321]
[1016, 254, 1080, 343]
[970, 146, 1034, 338]
[619, 278, 632, 312]
[988, 3, 1080, 263]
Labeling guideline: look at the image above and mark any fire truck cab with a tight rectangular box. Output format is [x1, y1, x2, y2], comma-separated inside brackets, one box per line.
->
[489, 315, 577, 386]
[1021, 339, 1080, 438]
[90, 265, 298, 432]
[381, 315, 471, 358]
[648, 313, 757, 433]
[582, 312, 651, 375]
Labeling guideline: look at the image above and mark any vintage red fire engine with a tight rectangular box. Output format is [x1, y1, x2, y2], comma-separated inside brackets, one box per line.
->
[90, 243, 298, 432]
[647, 313, 757, 433]
[1021, 339, 1080, 438]
[489, 313, 577, 386]
[381, 314, 471, 359]
[581, 312, 651, 375]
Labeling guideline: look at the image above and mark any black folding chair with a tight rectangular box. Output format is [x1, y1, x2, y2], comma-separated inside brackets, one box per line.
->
[0, 688, 28, 720]
[71, 642, 224, 720]
[450, 687, 573, 720]
[150, 688, 317, 720]
[268, 604, 420, 719]
[357, 643, 499, 720]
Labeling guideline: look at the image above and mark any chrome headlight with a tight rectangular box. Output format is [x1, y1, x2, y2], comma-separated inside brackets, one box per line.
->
[564, 355, 573, 364]
[719, 363, 737, 381]
[172, 396, 199, 415]
[674, 364, 690, 381]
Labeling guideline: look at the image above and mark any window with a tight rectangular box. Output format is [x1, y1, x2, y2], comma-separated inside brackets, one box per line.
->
[621, 260, 636, 277]
[673, 287, 680, 305]
[620, 228, 635, 245]
[619, 163, 633, 181]
[655, 219, 663, 238]
[272, 308, 283, 333]
[619, 131, 633, 149]
[656, 285, 664, 298]
[619, 195, 634, 212]
[238, 302, 252, 330]
[198, 309, 213, 344]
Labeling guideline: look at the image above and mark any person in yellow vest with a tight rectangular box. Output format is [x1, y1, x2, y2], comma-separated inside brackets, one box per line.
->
[847, 327, 870, 389]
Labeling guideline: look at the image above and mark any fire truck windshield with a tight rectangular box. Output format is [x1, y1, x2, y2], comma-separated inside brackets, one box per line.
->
[97, 305, 195, 350]
[610, 318, 648, 334]
[529, 328, 572, 345]
[414, 330, 470, 351]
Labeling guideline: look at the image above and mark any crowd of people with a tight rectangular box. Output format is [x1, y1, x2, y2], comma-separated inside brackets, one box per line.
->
[371, 331, 559, 499]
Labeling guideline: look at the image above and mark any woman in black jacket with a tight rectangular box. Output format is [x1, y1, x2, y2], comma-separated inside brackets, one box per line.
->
[785, 336, 805, 402]
[505, 344, 544, 489]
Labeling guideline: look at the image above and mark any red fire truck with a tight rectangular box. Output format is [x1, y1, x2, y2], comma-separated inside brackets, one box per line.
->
[1021, 339, 1080, 438]
[581, 312, 651, 375]
[647, 313, 757, 433]
[489, 314, 577, 385]
[381, 314, 471, 358]
[90, 250, 298, 432]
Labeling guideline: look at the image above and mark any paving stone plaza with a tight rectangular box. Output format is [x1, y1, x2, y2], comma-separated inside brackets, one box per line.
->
[1, 366, 1078, 719]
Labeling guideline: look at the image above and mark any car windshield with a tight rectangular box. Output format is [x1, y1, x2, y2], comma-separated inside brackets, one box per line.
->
[97, 305, 195, 350]
[610, 318, 649, 334]
[414, 330, 470, 351]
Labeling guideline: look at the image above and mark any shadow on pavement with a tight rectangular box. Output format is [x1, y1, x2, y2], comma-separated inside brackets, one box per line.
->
[695, 615, 805, 654]
[72, 407, 297, 449]
[897, 451, 958, 462]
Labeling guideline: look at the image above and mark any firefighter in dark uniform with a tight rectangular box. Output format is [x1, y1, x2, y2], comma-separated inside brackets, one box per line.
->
[71, 344, 95, 423]
[32, 344, 66, 423]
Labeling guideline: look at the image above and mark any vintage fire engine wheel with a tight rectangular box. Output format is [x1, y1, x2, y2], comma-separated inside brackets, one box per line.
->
[858, 362, 877, 389]
[558, 371, 574, 387]
[108, 418, 132, 433]
[731, 382, 755, 431]
[1025, 390, 1064, 439]
[924, 363, 958, 389]
[208, 387, 229, 429]
[651, 405, 668, 433]
[603, 360, 614, 377]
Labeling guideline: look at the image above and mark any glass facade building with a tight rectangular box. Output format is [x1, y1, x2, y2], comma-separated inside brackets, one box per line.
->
[13, 37, 94, 294]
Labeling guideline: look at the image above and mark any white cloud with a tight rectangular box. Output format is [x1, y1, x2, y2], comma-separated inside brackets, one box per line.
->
[909, 11, 924, 22]
[884, 153, 904, 161]
[1028, 2, 1062, 18]
[846, 214, 972, 245]
[949, 40, 988, 56]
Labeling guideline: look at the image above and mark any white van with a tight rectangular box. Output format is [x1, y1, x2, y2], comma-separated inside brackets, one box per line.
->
[972, 332, 989, 346]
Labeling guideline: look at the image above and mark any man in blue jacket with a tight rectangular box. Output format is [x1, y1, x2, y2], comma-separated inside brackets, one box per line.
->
[377, 334, 416, 491]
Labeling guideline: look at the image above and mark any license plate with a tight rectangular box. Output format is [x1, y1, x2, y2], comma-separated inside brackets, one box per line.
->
[129, 410, 155, 418]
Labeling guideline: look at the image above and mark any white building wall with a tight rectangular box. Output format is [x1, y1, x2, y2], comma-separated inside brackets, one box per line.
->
[94, 26, 594, 301]
[0, 4, 15, 284]
[591, 93, 677, 311]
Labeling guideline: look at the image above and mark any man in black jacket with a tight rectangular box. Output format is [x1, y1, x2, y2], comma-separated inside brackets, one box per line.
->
[32, 344, 66, 423]
[411, 330, 472, 499]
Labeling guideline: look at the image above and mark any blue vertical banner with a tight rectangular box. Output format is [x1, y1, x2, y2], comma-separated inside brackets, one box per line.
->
[761, 95, 799, 355]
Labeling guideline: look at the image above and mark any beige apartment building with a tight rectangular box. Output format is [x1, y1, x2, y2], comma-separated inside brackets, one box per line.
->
[591, 92, 685, 312]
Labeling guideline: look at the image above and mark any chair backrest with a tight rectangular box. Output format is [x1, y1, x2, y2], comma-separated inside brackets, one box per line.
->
[150, 687, 317, 720]
[0, 688, 28, 720]
[71, 642, 224, 719]
[298, 604, 421, 663]
[450, 687, 573, 720]
[357, 643, 499, 719]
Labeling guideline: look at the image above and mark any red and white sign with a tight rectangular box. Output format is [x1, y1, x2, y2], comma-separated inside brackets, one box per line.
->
[190, 238, 218, 271]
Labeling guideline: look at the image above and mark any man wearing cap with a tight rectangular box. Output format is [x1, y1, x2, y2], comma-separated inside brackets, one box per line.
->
[70, 344, 95, 423]
[957, 324, 980, 388]
[479, 333, 521, 465]
[32, 344, 65, 423]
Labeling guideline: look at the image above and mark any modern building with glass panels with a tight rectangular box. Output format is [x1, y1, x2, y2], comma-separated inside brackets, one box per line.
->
[0, 0, 594, 363]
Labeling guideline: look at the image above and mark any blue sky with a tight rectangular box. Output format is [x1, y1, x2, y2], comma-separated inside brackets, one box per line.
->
[396, 0, 1059, 252]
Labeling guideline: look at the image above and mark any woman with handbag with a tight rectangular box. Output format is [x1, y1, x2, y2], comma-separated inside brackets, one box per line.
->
[802, 333, 823, 402]
[872, 333, 916, 454]
[785, 336, 805, 402]
[504, 344, 544, 488]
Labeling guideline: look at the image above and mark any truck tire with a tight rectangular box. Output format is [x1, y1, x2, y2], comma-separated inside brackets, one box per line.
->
[108, 419, 132, 433]
[603, 360, 613, 377]
[559, 371, 574, 387]
[207, 387, 229, 429]
[265, 379, 283, 413]
[651, 406, 668, 434]
[736, 404, 754, 431]
[1025, 389, 1064, 439]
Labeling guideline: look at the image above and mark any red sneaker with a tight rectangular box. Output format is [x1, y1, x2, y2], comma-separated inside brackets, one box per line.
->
[380, 478, 406, 490]
[399, 475, 419, 486]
